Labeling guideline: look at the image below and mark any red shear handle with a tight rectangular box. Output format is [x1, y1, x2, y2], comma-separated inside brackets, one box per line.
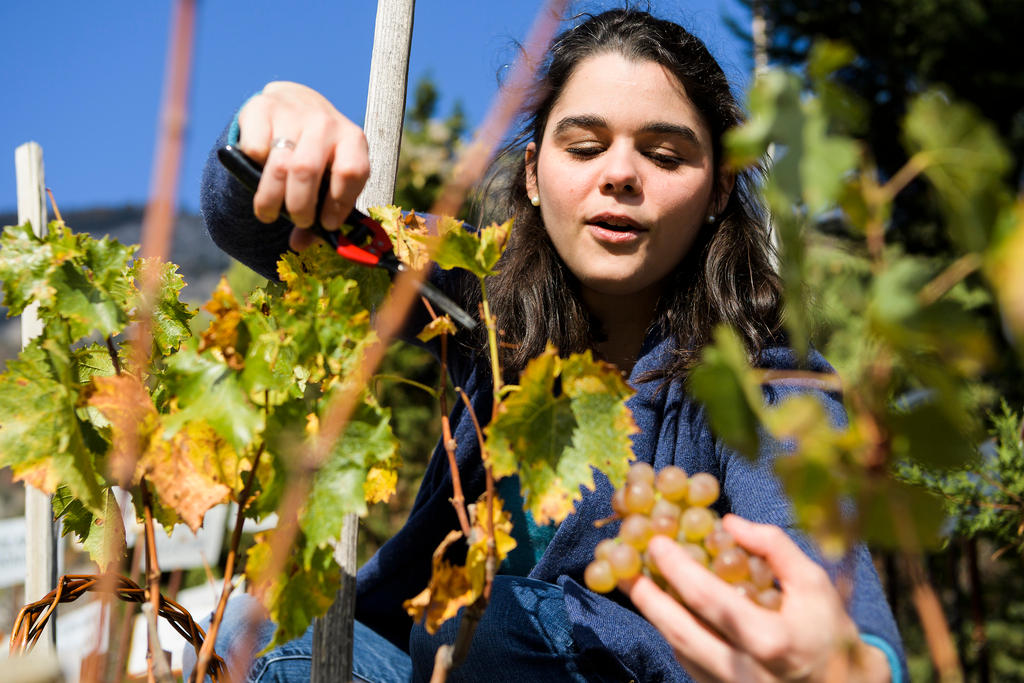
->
[335, 212, 393, 266]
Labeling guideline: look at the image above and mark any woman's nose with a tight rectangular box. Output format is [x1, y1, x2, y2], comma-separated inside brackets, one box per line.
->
[599, 146, 642, 196]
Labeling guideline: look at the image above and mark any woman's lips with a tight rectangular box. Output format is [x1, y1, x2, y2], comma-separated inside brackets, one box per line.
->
[588, 223, 642, 243]
[586, 216, 646, 244]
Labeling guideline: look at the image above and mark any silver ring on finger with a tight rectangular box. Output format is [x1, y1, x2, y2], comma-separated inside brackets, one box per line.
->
[271, 137, 296, 152]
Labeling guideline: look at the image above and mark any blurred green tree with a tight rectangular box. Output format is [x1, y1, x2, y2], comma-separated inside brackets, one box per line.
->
[737, 0, 1024, 254]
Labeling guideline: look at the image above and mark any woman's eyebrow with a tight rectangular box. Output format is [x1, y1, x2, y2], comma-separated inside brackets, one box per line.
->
[552, 114, 607, 136]
[640, 121, 699, 144]
[552, 116, 699, 144]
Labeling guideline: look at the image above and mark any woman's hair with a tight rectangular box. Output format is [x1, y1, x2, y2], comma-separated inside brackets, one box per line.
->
[470, 7, 783, 384]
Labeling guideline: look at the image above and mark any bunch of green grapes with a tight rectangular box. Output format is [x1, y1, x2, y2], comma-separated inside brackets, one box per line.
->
[584, 462, 781, 610]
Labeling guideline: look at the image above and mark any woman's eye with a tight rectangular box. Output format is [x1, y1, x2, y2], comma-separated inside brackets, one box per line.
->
[646, 151, 684, 168]
[566, 146, 603, 159]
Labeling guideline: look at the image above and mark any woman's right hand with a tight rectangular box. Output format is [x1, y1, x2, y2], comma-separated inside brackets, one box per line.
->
[237, 81, 370, 250]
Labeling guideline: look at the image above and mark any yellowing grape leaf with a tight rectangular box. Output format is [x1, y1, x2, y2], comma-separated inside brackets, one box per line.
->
[163, 349, 263, 454]
[986, 200, 1024, 344]
[88, 374, 159, 484]
[370, 206, 432, 271]
[272, 249, 379, 384]
[560, 352, 638, 490]
[364, 466, 397, 504]
[89, 373, 234, 530]
[464, 495, 516, 596]
[404, 530, 475, 634]
[762, 394, 869, 557]
[486, 347, 637, 525]
[199, 277, 244, 368]
[405, 494, 517, 634]
[431, 217, 512, 278]
[416, 315, 457, 342]
[142, 422, 234, 532]
[277, 242, 391, 314]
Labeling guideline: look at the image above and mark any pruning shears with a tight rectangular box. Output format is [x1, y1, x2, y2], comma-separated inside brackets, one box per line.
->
[217, 144, 476, 330]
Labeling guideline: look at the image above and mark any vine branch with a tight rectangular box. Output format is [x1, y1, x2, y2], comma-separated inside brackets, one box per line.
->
[191, 442, 266, 683]
[440, 333, 473, 538]
[140, 481, 174, 683]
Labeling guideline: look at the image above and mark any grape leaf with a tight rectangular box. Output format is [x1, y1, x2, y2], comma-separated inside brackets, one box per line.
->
[246, 534, 340, 650]
[299, 394, 398, 563]
[416, 315, 457, 342]
[903, 90, 1012, 254]
[431, 217, 512, 278]
[88, 374, 160, 484]
[0, 221, 61, 316]
[272, 250, 379, 383]
[886, 400, 978, 470]
[199, 277, 245, 369]
[405, 494, 516, 634]
[364, 466, 398, 504]
[89, 373, 234, 530]
[43, 232, 134, 342]
[52, 484, 127, 570]
[560, 351, 638, 490]
[133, 258, 195, 355]
[403, 530, 474, 635]
[0, 221, 138, 341]
[0, 343, 105, 514]
[278, 242, 390, 314]
[163, 348, 262, 453]
[985, 200, 1024, 346]
[370, 206, 432, 271]
[464, 494, 517, 595]
[486, 347, 637, 525]
[71, 343, 118, 385]
[765, 394, 871, 556]
[689, 325, 764, 459]
[143, 422, 234, 532]
[859, 477, 945, 550]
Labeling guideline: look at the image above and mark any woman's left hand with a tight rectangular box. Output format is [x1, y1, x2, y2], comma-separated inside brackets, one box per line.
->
[619, 515, 891, 682]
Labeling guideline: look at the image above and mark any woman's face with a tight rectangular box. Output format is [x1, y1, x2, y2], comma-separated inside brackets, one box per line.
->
[526, 52, 725, 302]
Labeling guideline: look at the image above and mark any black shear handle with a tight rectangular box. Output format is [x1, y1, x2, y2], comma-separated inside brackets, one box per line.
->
[216, 144, 478, 331]
[217, 144, 376, 249]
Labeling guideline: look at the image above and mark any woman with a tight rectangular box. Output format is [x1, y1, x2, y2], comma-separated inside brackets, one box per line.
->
[189, 8, 905, 682]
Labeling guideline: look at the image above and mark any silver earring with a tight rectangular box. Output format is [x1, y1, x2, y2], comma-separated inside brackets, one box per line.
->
[706, 214, 716, 224]
[530, 196, 540, 207]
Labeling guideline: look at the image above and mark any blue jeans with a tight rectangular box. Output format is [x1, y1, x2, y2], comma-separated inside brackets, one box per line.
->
[181, 576, 619, 682]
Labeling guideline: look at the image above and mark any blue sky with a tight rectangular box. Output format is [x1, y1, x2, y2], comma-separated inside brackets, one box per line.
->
[0, 1, 753, 216]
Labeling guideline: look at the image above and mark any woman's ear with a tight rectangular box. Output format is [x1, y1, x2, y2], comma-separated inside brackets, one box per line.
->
[712, 170, 736, 216]
[525, 142, 539, 199]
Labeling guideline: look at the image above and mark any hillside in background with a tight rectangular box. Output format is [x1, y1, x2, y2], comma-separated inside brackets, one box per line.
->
[0, 205, 232, 362]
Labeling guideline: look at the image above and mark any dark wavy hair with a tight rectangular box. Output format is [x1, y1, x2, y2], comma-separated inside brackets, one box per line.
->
[467, 8, 783, 384]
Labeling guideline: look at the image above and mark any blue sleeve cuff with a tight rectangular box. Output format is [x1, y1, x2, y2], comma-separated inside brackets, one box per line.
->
[859, 633, 903, 683]
[227, 91, 263, 146]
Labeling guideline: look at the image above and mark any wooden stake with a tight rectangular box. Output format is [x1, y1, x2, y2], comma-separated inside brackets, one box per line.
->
[16, 140, 58, 653]
[310, 2, 415, 681]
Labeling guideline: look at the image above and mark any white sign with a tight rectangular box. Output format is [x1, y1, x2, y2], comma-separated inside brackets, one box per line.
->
[0, 516, 27, 588]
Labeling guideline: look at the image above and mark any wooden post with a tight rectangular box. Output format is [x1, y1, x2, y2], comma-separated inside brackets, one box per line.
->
[310, 1, 415, 681]
[16, 141, 58, 652]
